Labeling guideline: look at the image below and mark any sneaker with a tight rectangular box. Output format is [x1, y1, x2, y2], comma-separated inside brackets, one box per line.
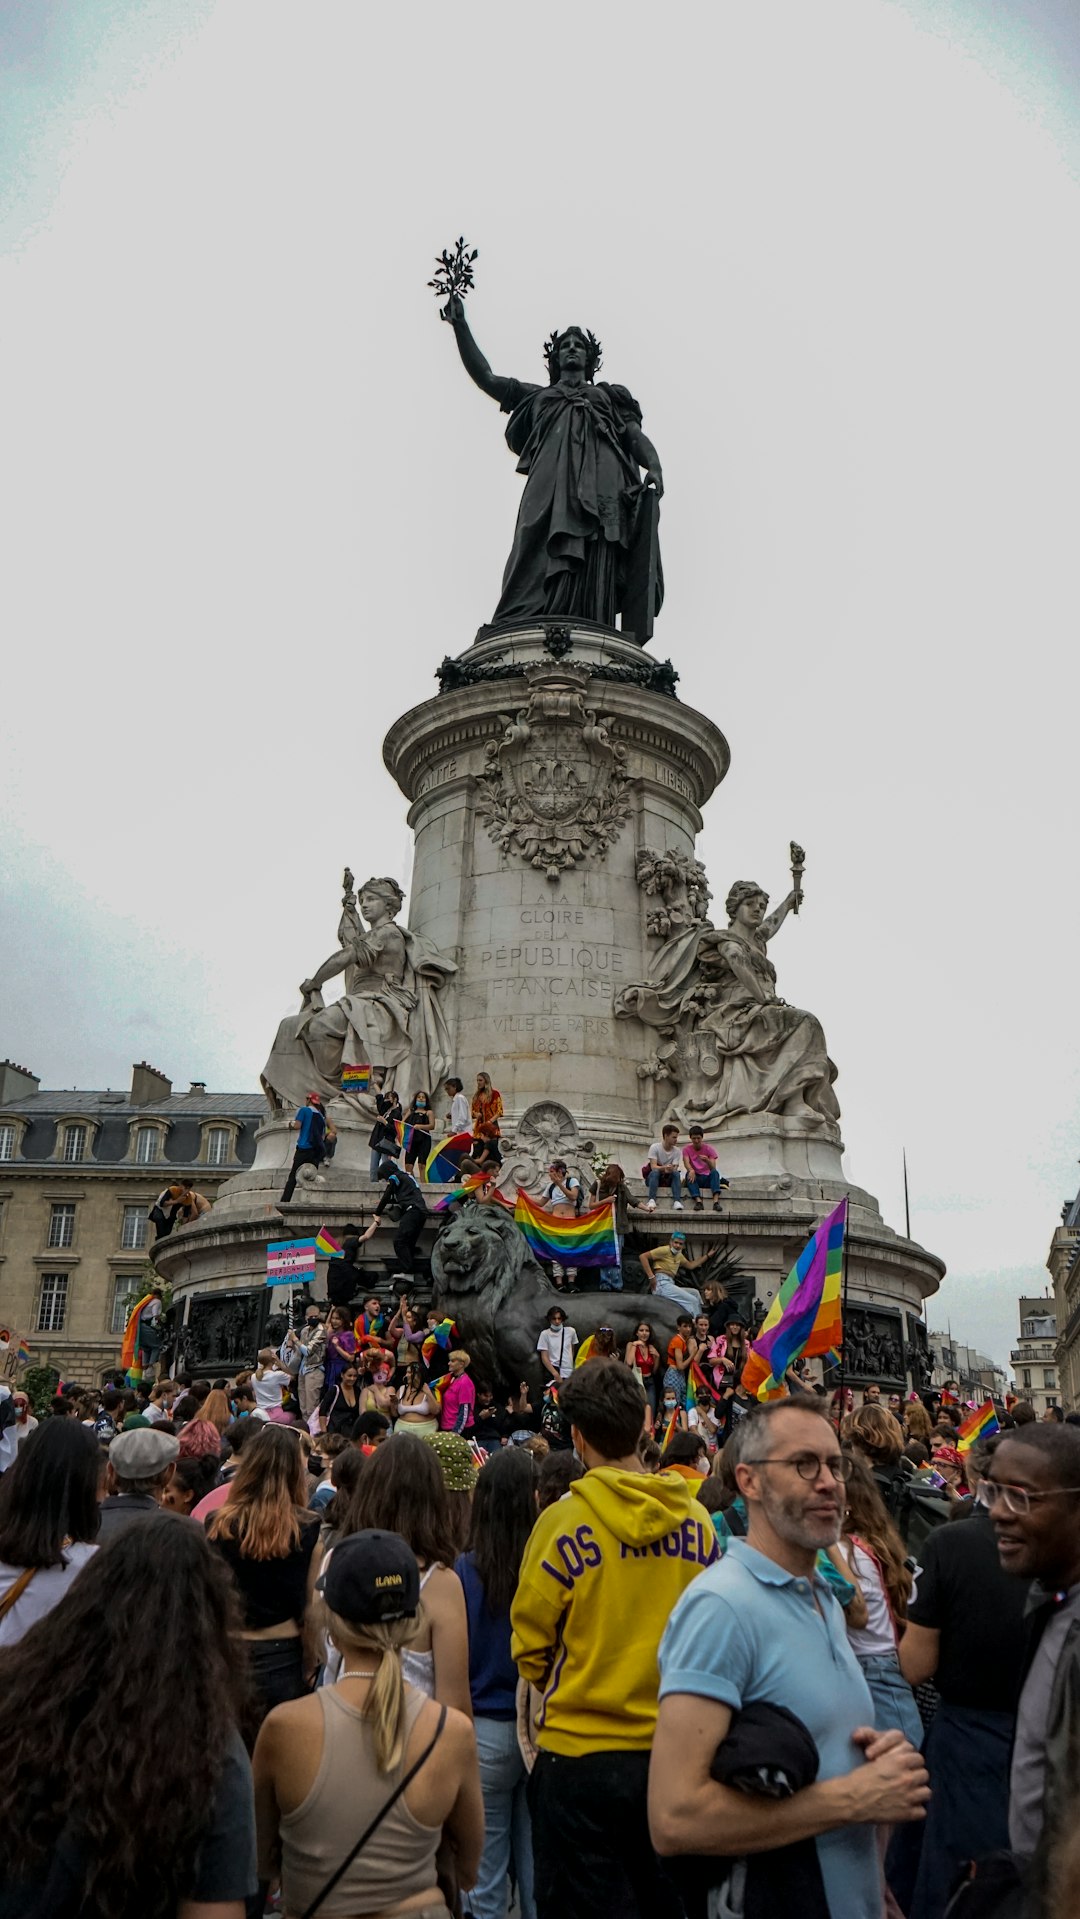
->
[712, 1198, 724, 1212]
[645, 1199, 657, 1212]
[673, 1201, 684, 1211]
[693, 1199, 705, 1212]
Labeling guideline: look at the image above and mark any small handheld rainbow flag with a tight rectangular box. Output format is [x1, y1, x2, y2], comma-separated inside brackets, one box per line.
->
[315, 1228, 342, 1258]
[741, 1197, 847, 1401]
[513, 1190, 618, 1268]
[957, 1399, 1000, 1455]
[341, 1064, 371, 1093]
[15, 1336, 32, 1367]
[422, 1318, 457, 1367]
[428, 1372, 450, 1406]
[660, 1405, 680, 1451]
[433, 1175, 486, 1212]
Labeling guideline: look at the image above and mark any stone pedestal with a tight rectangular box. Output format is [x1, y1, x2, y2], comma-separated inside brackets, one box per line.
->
[159, 616, 945, 1386]
[383, 622, 728, 1148]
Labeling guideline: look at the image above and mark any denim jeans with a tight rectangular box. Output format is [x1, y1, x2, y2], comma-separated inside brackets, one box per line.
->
[598, 1234, 624, 1289]
[646, 1168, 682, 1202]
[469, 1715, 535, 1919]
[686, 1166, 722, 1199]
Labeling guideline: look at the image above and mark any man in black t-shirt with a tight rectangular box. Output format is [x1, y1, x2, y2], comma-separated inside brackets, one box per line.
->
[359, 1160, 428, 1277]
[893, 1505, 1030, 1919]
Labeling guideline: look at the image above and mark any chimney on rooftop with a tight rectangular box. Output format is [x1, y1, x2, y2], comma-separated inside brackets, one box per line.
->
[130, 1061, 172, 1104]
[0, 1060, 40, 1105]
[189, 1081, 207, 1094]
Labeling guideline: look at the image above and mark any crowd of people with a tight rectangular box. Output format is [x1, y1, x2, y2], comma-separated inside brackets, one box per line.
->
[0, 1320, 1078, 1919]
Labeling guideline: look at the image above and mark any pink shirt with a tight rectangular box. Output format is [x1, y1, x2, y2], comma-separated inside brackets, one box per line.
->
[682, 1141, 717, 1178]
[191, 1482, 232, 1523]
[438, 1374, 475, 1433]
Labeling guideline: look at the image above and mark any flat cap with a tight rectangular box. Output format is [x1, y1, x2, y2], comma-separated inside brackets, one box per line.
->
[109, 1426, 179, 1478]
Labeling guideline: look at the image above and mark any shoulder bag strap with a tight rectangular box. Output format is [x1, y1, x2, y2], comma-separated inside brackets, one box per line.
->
[298, 1702, 448, 1919]
[0, 1564, 38, 1623]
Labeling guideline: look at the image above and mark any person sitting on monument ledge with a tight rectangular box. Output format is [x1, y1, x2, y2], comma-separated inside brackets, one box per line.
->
[639, 1228, 713, 1317]
[643, 1123, 684, 1210]
[402, 1088, 436, 1176]
[682, 1125, 729, 1213]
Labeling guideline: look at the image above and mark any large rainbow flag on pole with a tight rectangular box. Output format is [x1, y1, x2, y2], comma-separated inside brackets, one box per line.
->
[513, 1190, 617, 1268]
[740, 1197, 847, 1401]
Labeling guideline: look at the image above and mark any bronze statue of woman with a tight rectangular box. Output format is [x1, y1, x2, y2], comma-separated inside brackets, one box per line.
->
[442, 291, 664, 634]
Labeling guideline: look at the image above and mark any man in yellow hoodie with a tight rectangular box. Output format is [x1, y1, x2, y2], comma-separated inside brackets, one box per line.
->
[511, 1356, 718, 1919]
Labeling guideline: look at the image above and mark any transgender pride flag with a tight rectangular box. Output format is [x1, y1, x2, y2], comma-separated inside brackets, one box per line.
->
[741, 1197, 847, 1401]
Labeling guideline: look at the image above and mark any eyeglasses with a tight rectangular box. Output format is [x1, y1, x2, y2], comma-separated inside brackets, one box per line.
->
[975, 1480, 1080, 1518]
[746, 1452, 854, 1483]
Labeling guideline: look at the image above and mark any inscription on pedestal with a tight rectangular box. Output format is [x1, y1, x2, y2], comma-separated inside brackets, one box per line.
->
[479, 896, 622, 1043]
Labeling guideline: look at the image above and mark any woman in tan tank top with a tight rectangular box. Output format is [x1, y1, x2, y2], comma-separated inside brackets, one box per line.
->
[254, 1529, 482, 1919]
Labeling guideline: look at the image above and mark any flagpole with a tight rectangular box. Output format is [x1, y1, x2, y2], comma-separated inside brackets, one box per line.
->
[836, 1191, 851, 1418]
[903, 1149, 911, 1240]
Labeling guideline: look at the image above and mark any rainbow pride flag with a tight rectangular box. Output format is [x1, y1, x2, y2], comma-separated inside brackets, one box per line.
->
[341, 1065, 371, 1093]
[957, 1398, 1000, 1455]
[315, 1228, 342, 1258]
[433, 1175, 486, 1212]
[422, 1318, 457, 1368]
[120, 1292, 159, 1387]
[660, 1405, 680, 1451]
[686, 1361, 715, 1410]
[354, 1310, 386, 1344]
[513, 1190, 617, 1268]
[741, 1197, 847, 1401]
[15, 1336, 32, 1367]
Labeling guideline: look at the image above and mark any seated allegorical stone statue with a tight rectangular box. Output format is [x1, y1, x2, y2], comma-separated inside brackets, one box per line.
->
[261, 872, 455, 1114]
[616, 876, 841, 1134]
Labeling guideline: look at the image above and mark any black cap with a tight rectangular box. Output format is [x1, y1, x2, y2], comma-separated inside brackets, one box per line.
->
[317, 1530, 420, 1624]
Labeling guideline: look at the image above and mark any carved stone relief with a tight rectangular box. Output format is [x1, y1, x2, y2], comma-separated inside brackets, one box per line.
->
[475, 667, 632, 881]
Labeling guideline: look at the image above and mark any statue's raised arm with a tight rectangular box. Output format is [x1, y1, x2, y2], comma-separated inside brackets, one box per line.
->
[443, 291, 517, 408]
[430, 240, 663, 636]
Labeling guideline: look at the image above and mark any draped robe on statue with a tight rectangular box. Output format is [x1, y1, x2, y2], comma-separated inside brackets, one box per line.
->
[261, 918, 455, 1112]
[492, 379, 663, 629]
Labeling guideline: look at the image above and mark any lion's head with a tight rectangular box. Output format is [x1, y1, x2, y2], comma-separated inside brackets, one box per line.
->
[432, 1206, 545, 1315]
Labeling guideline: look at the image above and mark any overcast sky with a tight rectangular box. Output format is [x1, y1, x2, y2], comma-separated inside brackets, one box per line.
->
[2, 0, 1078, 1374]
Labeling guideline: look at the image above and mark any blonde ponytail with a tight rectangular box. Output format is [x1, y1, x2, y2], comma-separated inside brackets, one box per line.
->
[326, 1611, 419, 1772]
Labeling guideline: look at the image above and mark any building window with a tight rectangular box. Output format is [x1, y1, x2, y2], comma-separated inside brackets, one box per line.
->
[1022, 1368, 1032, 1389]
[37, 1272, 69, 1332]
[47, 1203, 76, 1249]
[0, 1124, 15, 1162]
[121, 1205, 149, 1251]
[62, 1123, 88, 1163]
[1044, 1370, 1056, 1390]
[110, 1273, 142, 1335]
[135, 1127, 160, 1164]
[206, 1127, 231, 1166]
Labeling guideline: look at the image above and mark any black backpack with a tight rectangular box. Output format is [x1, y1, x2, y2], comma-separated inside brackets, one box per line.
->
[874, 1467, 951, 1559]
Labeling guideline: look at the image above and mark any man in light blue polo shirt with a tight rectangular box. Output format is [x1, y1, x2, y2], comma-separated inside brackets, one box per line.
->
[649, 1400, 929, 1917]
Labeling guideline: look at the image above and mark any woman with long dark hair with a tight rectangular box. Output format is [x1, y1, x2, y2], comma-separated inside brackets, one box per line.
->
[206, 1424, 320, 1722]
[0, 1514, 256, 1915]
[456, 1449, 537, 1919]
[835, 1454, 922, 1746]
[338, 1434, 470, 1715]
[0, 1420, 101, 1647]
[317, 1358, 362, 1437]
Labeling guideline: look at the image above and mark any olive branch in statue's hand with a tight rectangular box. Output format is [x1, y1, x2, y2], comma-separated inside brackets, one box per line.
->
[429, 237, 478, 320]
